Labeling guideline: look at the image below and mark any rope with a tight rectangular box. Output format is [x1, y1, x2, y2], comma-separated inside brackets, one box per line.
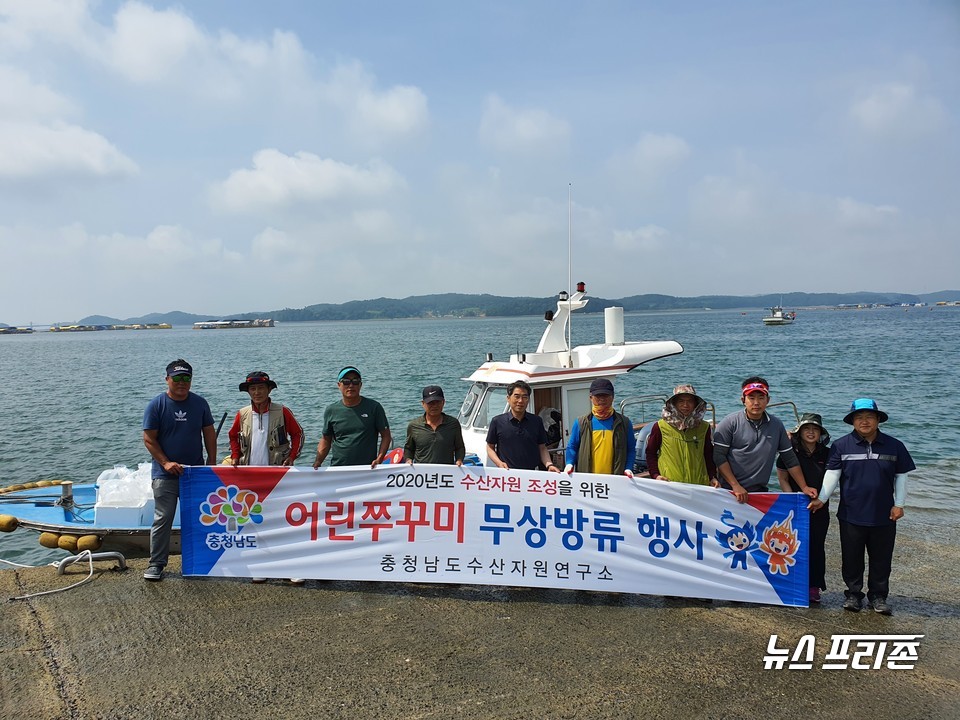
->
[7, 551, 97, 602]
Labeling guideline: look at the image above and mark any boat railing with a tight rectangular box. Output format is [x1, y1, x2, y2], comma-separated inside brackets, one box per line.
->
[767, 400, 801, 426]
[618, 394, 668, 425]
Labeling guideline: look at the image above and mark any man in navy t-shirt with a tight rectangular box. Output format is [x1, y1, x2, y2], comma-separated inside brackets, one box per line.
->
[142, 359, 217, 581]
[485, 380, 560, 472]
[809, 398, 915, 615]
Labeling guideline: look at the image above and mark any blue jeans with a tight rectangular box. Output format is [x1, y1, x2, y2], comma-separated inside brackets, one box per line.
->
[149, 476, 180, 568]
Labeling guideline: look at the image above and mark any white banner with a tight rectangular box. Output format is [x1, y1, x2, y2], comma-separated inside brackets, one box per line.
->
[181, 464, 810, 606]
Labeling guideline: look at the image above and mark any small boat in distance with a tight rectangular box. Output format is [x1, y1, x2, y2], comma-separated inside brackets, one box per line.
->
[763, 306, 796, 326]
[193, 318, 275, 329]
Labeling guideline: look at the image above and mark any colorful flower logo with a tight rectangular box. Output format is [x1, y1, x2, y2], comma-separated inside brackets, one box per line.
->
[199, 485, 263, 534]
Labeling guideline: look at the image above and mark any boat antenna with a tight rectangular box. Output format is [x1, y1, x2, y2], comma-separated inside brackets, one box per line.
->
[567, 182, 573, 352]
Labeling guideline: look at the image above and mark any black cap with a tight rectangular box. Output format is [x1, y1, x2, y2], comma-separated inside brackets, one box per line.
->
[422, 385, 444, 402]
[589, 378, 615, 396]
[166, 359, 192, 377]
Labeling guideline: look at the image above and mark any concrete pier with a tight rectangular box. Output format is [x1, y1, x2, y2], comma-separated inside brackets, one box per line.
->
[2, 522, 958, 719]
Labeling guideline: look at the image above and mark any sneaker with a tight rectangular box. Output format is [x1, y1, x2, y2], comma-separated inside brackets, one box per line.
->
[288, 578, 306, 585]
[842, 595, 861, 612]
[869, 597, 893, 616]
[809, 587, 821, 604]
[143, 565, 163, 582]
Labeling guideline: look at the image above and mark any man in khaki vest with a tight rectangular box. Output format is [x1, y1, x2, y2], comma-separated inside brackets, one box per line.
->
[227, 371, 303, 467]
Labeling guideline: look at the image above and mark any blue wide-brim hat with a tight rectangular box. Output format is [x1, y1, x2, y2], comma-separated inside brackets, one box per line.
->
[843, 398, 888, 425]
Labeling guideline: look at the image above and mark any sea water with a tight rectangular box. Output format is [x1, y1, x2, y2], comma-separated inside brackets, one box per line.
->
[2, 306, 958, 564]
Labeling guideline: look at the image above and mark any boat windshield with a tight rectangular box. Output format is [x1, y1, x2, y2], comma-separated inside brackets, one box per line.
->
[458, 383, 483, 424]
[459, 384, 509, 430]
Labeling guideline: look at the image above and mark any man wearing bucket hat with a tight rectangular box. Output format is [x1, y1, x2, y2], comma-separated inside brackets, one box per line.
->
[227, 371, 303, 467]
[713, 376, 818, 503]
[563, 378, 636, 477]
[645, 384, 716, 485]
[313, 366, 391, 468]
[777, 413, 831, 603]
[808, 399, 915, 615]
[142, 359, 217, 582]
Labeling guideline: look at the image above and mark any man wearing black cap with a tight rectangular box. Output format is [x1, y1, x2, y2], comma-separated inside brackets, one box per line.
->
[313, 366, 391, 468]
[563, 378, 636, 477]
[808, 398, 915, 615]
[403, 385, 466, 465]
[142, 359, 217, 581]
[227, 371, 303, 466]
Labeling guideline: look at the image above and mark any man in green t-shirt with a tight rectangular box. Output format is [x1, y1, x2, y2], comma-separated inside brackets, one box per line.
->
[313, 366, 392, 468]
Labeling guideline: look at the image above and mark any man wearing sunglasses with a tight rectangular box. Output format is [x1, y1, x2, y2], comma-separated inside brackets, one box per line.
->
[313, 366, 391, 468]
[142, 359, 217, 581]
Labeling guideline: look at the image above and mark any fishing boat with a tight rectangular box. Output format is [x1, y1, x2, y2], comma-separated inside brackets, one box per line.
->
[0, 479, 175, 556]
[762, 306, 796, 326]
[457, 282, 683, 465]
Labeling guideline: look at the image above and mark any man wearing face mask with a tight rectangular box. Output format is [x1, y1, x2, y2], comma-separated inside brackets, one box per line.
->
[563, 378, 636, 478]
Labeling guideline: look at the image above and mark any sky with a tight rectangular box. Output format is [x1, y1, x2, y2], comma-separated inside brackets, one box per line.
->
[1, 0, 958, 325]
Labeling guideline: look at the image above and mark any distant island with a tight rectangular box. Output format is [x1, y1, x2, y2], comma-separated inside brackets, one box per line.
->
[4, 290, 958, 328]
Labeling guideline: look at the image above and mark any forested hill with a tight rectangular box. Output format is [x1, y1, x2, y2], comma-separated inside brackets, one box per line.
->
[70, 290, 958, 326]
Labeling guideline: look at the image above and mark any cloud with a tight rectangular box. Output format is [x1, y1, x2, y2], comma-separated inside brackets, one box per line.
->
[0, 62, 135, 182]
[102, 1, 205, 84]
[479, 94, 570, 153]
[210, 149, 407, 214]
[849, 82, 947, 138]
[612, 225, 669, 252]
[630, 133, 691, 171]
[321, 61, 429, 143]
[0, 64, 75, 119]
[0, 221, 245, 321]
[0, 0, 96, 54]
[836, 197, 899, 229]
[0, 120, 138, 180]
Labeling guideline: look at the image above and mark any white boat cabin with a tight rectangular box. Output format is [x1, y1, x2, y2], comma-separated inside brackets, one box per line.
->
[457, 284, 683, 464]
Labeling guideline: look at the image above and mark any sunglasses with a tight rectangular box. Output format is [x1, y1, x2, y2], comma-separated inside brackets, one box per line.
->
[170, 375, 192, 383]
[339, 378, 361, 386]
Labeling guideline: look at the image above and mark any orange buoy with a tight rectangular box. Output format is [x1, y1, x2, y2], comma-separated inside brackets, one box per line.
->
[0, 514, 18, 532]
[39, 532, 61, 548]
[57, 535, 80, 553]
[77, 535, 102, 552]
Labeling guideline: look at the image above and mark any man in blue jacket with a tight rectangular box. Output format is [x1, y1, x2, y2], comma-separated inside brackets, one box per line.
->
[809, 398, 915, 615]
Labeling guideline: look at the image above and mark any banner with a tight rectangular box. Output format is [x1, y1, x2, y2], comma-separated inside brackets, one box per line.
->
[180, 465, 810, 606]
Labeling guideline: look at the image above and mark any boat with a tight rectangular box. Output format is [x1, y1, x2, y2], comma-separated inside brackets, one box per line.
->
[193, 318, 274, 329]
[0, 479, 175, 556]
[762, 306, 796, 326]
[456, 282, 683, 465]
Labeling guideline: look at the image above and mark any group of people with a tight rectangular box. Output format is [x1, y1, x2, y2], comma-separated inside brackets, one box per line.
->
[141, 359, 916, 618]
[636, 376, 914, 614]
[141, 361, 468, 582]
